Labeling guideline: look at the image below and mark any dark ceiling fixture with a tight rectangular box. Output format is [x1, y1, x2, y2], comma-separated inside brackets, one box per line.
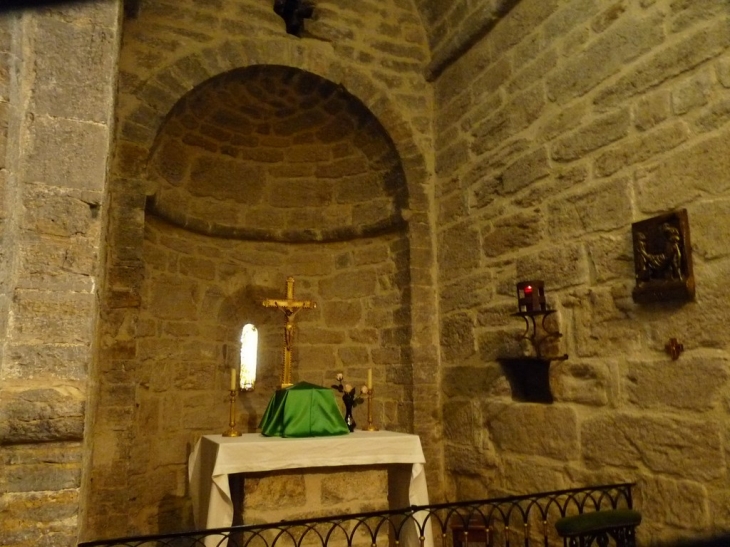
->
[273, 0, 314, 37]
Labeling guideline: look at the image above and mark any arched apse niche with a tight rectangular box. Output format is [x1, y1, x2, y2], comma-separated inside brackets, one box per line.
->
[142, 63, 413, 425]
[147, 66, 409, 242]
[87, 39, 441, 539]
[96, 64, 422, 534]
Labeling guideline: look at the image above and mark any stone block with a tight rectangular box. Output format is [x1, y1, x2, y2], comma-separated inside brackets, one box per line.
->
[551, 109, 630, 162]
[178, 256, 216, 281]
[442, 364, 507, 399]
[483, 211, 543, 258]
[516, 242, 589, 290]
[639, 475, 710, 530]
[634, 89, 670, 131]
[148, 274, 201, 320]
[30, 16, 117, 123]
[508, 84, 546, 133]
[500, 147, 550, 194]
[334, 173, 386, 203]
[318, 270, 377, 299]
[485, 402, 580, 460]
[188, 156, 265, 203]
[321, 467, 387, 506]
[23, 116, 111, 191]
[669, 0, 730, 33]
[636, 129, 730, 213]
[544, 0, 597, 42]
[443, 399, 481, 444]
[39, 0, 121, 28]
[321, 300, 362, 327]
[595, 121, 689, 177]
[152, 139, 191, 184]
[591, 2, 627, 34]
[707, 488, 730, 530]
[570, 287, 642, 357]
[547, 178, 631, 237]
[500, 457, 567, 494]
[694, 96, 730, 133]
[537, 102, 588, 142]
[439, 272, 493, 314]
[9, 290, 95, 344]
[586, 233, 634, 283]
[508, 48, 559, 94]
[3, 343, 89, 381]
[0, 489, 79, 534]
[0, 387, 85, 443]
[438, 223, 481, 274]
[18, 233, 97, 285]
[690, 198, 730, 259]
[625, 355, 730, 411]
[718, 57, 730, 88]
[489, 0, 559, 55]
[551, 360, 614, 406]
[268, 178, 333, 208]
[444, 442, 495, 474]
[2, 442, 82, 493]
[337, 346, 369, 366]
[672, 70, 711, 115]
[546, 12, 663, 104]
[476, 301, 519, 329]
[440, 312, 476, 362]
[244, 472, 306, 511]
[470, 110, 512, 156]
[21, 185, 99, 238]
[581, 413, 724, 480]
[595, 18, 730, 107]
[351, 199, 395, 228]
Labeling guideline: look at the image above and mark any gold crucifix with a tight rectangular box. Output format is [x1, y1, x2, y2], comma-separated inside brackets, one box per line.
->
[262, 276, 317, 388]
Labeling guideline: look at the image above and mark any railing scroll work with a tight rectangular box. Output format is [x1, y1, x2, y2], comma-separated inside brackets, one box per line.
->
[78, 482, 637, 547]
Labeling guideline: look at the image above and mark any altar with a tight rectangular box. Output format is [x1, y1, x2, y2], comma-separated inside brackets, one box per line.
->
[188, 430, 432, 547]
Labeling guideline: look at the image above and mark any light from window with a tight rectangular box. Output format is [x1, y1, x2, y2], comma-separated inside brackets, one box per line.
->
[240, 324, 258, 391]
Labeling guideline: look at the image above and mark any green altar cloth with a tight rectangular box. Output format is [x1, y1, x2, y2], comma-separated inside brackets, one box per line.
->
[259, 382, 349, 437]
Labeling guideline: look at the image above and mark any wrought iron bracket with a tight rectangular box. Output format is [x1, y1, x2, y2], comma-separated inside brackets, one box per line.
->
[273, 0, 314, 36]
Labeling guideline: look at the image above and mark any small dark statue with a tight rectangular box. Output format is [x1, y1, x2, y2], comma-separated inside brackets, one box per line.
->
[331, 373, 364, 432]
[273, 0, 314, 36]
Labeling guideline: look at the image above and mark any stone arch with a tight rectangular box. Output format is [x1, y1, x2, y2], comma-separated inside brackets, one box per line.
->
[91, 33, 442, 532]
[120, 36, 429, 209]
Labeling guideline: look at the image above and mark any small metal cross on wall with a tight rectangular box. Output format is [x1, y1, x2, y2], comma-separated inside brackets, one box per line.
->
[262, 276, 317, 388]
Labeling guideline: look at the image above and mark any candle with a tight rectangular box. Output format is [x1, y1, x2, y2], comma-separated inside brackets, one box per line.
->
[230, 368, 237, 391]
[367, 368, 372, 389]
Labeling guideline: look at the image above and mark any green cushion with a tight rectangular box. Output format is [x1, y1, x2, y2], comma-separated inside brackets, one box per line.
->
[259, 381, 349, 437]
[555, 509, 642, 537]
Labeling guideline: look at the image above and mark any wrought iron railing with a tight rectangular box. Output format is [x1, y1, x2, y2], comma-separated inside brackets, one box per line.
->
[78, 482, 636, 547]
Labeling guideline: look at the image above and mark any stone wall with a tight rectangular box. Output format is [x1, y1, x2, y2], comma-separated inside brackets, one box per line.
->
[0, 2, 121, 547]
[82, 0, 439, 540]
[109, 216, 412, 535]
[242, 467, 390, 527]
[433, 0, 730, 543]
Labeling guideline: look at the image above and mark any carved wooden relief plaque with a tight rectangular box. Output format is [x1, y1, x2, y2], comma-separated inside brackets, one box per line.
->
[632, 209, 695, 303]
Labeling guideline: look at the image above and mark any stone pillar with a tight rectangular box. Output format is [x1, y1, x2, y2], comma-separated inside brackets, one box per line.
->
[0, 3, 121, 546]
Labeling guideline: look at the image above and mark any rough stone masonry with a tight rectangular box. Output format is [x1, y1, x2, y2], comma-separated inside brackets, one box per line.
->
[0, 1, 729, 546]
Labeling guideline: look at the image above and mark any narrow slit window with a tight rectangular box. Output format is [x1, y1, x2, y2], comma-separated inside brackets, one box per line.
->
[240, 324, 258, 391]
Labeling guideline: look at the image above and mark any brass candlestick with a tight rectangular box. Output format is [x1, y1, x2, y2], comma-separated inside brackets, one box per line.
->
[366, 388, 378, 431]
[222, 388, 241, 437]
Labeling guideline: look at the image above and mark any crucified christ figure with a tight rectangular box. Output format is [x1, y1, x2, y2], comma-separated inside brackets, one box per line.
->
[262, 276, 317, 387]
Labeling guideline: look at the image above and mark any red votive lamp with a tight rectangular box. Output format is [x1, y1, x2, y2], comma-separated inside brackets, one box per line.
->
[517, 280, 546, 313]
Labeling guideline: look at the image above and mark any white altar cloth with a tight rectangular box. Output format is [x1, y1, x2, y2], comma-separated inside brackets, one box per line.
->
[188, 431, 431, 547]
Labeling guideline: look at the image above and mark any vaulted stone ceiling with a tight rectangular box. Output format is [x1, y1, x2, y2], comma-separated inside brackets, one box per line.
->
[148, 65, 408, 242]
[410, 0, 521, 80]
